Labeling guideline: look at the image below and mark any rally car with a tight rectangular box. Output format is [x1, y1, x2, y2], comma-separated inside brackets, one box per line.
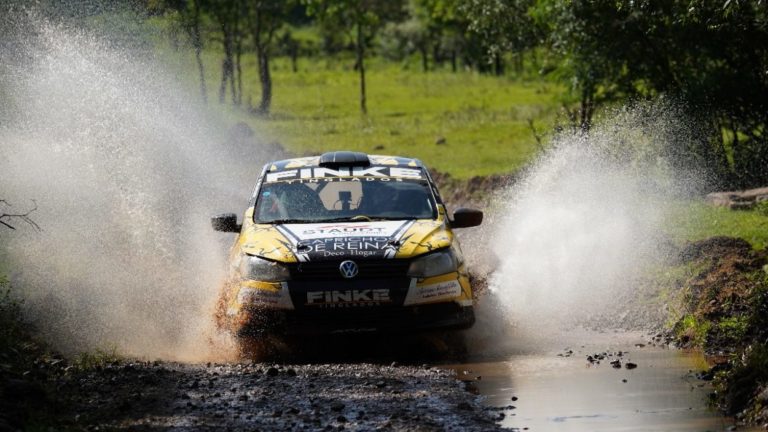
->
[212, 151, 483, 338]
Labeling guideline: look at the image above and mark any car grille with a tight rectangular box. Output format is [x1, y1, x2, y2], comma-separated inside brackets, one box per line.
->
[288, 259, 411, 281]
[283, 303, 467, 333]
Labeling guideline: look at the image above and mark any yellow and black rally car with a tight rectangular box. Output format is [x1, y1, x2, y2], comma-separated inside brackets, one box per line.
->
[212, 151, 483, 337]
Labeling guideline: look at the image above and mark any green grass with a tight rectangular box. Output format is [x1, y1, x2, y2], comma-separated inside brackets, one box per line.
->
[665, 201, 768, 250]
[166, 49, 564, 178]
[674, 314, 712, 346]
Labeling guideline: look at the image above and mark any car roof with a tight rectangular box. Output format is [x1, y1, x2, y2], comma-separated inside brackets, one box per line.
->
[265, 152, 424, 172]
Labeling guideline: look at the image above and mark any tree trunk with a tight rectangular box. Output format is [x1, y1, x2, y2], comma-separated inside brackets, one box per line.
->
[229, 55, 237, 104]
[235, 43, 243, 105]
[250, 7, 276, 115]
[290, 47, 298, 73]
[432, 43, 441, 68]
[218, 22, 235, 104]
[494, 53, 504, 76]
[451, 50, 457, 72]
[513, 52, 523, 75]
[357, 21, 367, 115]
[530, 49, 540, 71]
[234, 8, 243, 106]
[190, 0, 207, 104]
[219, 57, 231, 104]
[713, 117, 734, 187]
[258, 52, 272, 114]
[420, 45, 428, 72]
[579, 85, 593, 131]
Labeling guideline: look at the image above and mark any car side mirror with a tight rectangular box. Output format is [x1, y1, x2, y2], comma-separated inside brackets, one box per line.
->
[451, 208, 483, 228]
[211, 213, 241, 233]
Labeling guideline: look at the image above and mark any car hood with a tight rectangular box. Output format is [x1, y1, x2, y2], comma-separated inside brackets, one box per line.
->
[238, 218, 453, 263]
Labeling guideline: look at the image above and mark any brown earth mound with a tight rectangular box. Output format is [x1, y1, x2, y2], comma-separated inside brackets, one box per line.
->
[672, 236, 768, 425]
[676, 236, 766, 323]
[428, 170, 516, 209]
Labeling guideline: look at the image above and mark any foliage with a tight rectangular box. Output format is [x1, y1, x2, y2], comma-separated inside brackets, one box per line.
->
[503, 1, 768, 187]
[717, 343, 768, 417]
[304, 0, 407, 44]
[673, 314, 711, 347]
[461, 0, 539, 60]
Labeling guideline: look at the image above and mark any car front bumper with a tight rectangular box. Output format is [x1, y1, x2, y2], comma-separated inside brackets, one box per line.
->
[234, 302, 475, 336]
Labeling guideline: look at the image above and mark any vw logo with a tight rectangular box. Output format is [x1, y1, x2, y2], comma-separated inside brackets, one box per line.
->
[339, 260, 359, 279]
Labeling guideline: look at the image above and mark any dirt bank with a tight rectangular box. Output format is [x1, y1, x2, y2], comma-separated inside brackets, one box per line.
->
[428, 170, 516, 210]
[669, 236, 768, 427]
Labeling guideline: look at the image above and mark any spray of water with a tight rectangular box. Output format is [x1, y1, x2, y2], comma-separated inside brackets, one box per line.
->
[468, 103, 703, 350]
[0, 10, 279, 360]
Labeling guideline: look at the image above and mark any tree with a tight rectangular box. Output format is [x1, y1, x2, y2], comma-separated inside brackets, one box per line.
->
[465, 0, 768, 187]
[462, 0, 540, 76]
[407, 0, 474, 73]
[246, 0, 295, 115]
[277, 30, 301, 73]
[175, 0, 209, 103]
[206, 0, 243, 105]
[305, 0, 406, 115]
[533, 0, 768, 187]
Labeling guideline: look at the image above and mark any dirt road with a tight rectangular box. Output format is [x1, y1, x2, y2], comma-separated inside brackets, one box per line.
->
[47, 330, 739, 432]
[59, 360, 500, 431]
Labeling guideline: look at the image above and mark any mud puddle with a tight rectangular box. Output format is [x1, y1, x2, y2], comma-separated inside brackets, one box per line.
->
[447, 331, 738, 431]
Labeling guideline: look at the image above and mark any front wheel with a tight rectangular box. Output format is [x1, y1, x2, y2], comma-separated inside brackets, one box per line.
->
[235, 333, 298, 361]
[430, 330, 470, 360]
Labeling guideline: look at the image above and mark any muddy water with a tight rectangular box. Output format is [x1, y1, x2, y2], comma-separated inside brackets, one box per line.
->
[449, 331, 736, 431]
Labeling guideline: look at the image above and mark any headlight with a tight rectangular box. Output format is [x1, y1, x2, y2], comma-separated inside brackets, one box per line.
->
[407, 248, 459, 278]
[239, 255, 290, 282]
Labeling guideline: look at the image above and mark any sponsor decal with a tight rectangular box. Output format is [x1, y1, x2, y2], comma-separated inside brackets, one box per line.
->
[296, 237, 392, 257]
[306, 289, 391, 307]
[404, 279, 462, 306]
[278, 221, 413, 261]
[265, 166, 423, 183]
[286, 221, 405, 240]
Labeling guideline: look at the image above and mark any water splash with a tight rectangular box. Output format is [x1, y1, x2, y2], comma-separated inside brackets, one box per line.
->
[0, 9, 277, 361]
[469, 103, 703, 349]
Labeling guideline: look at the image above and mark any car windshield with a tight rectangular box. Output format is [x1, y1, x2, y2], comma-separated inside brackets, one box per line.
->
[254, 178, 437, 223]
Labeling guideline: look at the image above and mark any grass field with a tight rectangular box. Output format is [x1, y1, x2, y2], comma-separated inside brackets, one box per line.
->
[170, 50, 564, 178]
[666, 202, 768, 250]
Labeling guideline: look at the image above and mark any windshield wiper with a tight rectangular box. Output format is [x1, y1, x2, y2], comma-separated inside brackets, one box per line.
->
[264, 216, 421, 224]
[302, 217, 362, 223]
[266, 219, 314, 224]
[313, 216, 419, 222]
